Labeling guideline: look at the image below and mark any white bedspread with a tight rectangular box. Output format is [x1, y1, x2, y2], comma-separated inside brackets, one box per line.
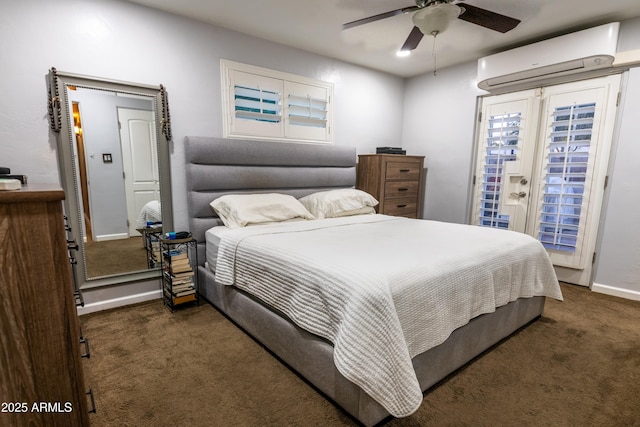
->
[135, 200, 161, 229]
[214, 215, 563, 417]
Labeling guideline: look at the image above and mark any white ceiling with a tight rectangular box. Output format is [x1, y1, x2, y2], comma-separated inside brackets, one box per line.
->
[127, 0, 640, 78]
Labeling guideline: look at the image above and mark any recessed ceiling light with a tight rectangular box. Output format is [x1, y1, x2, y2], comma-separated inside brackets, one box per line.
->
[396, 50, 411, 58]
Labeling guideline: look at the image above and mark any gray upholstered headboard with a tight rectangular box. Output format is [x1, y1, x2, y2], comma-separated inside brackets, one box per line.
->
[184, 136, 357, 265]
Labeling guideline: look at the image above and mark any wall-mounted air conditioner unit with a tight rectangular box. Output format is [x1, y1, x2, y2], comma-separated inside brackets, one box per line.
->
[477, 22, 619, 91]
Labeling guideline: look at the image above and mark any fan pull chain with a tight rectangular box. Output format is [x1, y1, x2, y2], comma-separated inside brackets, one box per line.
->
[431, 30, 439, 76]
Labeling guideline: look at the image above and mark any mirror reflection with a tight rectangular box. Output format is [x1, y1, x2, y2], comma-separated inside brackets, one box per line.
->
[49, 69, 173, 288]
[68, 87, 161, 278]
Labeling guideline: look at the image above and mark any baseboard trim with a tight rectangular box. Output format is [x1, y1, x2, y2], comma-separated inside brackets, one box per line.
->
[77, 289, 162, 315]
[591, 282, 640, 301]
[95, 233, 130, 242]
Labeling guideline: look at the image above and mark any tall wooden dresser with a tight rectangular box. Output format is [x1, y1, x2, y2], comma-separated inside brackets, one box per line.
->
[0, 185, 90, 426]
[356, 154, 425, 219]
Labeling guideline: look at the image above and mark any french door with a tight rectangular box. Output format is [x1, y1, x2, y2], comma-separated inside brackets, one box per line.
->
[472, 75, 621, 286]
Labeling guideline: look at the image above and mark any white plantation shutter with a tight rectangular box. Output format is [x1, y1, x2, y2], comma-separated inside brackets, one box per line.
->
[538, 103, 595, 253]
[222, 60, 333, 143]
[530, 77, 620, 277]
[234, 85, 282, 123]
[285, 81, 330, 142]
[287, 94, 327, 126]
[227, 71, 283, 138]
[473, 91, 539, 232]
[478, 112, 521, 229]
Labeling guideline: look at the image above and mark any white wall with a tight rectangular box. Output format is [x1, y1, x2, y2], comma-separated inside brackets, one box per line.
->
[402, 63, 484, 224]
[592, 17, 640, 299]
[0, 0, 404, 311]
[401, 17, 640, 300]
[592, 67, 640, 299]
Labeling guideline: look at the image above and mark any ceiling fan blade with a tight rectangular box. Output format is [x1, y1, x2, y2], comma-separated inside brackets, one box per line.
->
[458, 3, 521, 33]
[343, 6, 420, 30]
[400, 26, 424, 51]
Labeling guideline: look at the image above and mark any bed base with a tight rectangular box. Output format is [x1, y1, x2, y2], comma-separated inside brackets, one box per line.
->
[198, 265, 545, 426]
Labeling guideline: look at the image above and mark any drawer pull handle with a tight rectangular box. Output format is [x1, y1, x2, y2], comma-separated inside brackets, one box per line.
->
[86, 388, 96, 413]
[398, 188, 408, 191]
[399, 169, 410, 172]
[67, 239, 79, 251]
[397, 204, 407, 208]
[80, 337, 91, 358]
[74, 290, 85, 307]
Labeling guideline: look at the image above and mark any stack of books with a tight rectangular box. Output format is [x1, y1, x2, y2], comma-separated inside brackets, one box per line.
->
[149, 234, 162, 268]
[163, 248, 196, 305]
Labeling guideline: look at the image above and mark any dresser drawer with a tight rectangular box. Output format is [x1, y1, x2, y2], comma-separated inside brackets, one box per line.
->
[385, 161, 422, 181]
[382, 198, 417, 217]
[384, 181, 419, 199]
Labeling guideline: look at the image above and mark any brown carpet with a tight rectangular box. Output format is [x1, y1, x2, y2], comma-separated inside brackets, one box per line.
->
[80, 283, 640, 426]
[84, 236, 149, 278]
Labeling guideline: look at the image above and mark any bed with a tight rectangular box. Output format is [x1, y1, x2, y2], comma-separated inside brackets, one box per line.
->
[184, 136, 563, 426]
[135, 199, 162, 229]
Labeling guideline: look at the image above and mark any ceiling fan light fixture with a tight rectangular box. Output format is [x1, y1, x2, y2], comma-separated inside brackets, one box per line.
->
[412, 3, 462, 36]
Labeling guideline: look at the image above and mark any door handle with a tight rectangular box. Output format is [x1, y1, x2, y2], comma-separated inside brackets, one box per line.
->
[510, 191, 527, 198]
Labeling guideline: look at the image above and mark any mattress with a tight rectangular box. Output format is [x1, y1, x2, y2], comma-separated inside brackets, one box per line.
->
[205, 226, 231, 271]
[206, 220, 310, 272]
[213, 215, 563, 417]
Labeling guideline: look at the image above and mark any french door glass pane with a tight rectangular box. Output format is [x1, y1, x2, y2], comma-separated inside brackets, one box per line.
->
[539, 102, 595, 252]
[478, 112, 522, 229]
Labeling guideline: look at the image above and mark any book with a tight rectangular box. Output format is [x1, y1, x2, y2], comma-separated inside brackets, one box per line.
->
[172, 293, 196, 305]
[170, 264, 192, 274]
[172, 270, 194, 279]
[164, 272, 194, 285]
[169, 259, 191, 269]
[0, 174, 27, 184]
[163, 289, 196, 305]
[164, 249, 188, 260]
[171, 277, 193, 285]
[174, 289, 196, 298]
[0, 179, 21, 191]
[171, 283, 194, 293]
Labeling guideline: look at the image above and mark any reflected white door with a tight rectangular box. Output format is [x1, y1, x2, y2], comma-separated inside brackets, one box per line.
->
[118, 108, 159, 236]
[472, 75, 621, 286]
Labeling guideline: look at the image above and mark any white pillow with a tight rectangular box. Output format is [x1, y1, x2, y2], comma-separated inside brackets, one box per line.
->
[299, 189, 378, 219]
[210, 193, 315, 228]
[330, 206, 377, 218]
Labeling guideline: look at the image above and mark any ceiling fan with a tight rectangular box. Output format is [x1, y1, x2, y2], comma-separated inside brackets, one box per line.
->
[343, 0, 521, 53]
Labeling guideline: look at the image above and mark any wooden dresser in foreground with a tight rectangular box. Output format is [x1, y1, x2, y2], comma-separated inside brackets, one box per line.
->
[356, 154, 425, 219]
[0, 185, 90, 426]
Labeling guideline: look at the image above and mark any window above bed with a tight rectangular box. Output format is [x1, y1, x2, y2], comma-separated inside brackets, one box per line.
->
[221, 60, 333, 144]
